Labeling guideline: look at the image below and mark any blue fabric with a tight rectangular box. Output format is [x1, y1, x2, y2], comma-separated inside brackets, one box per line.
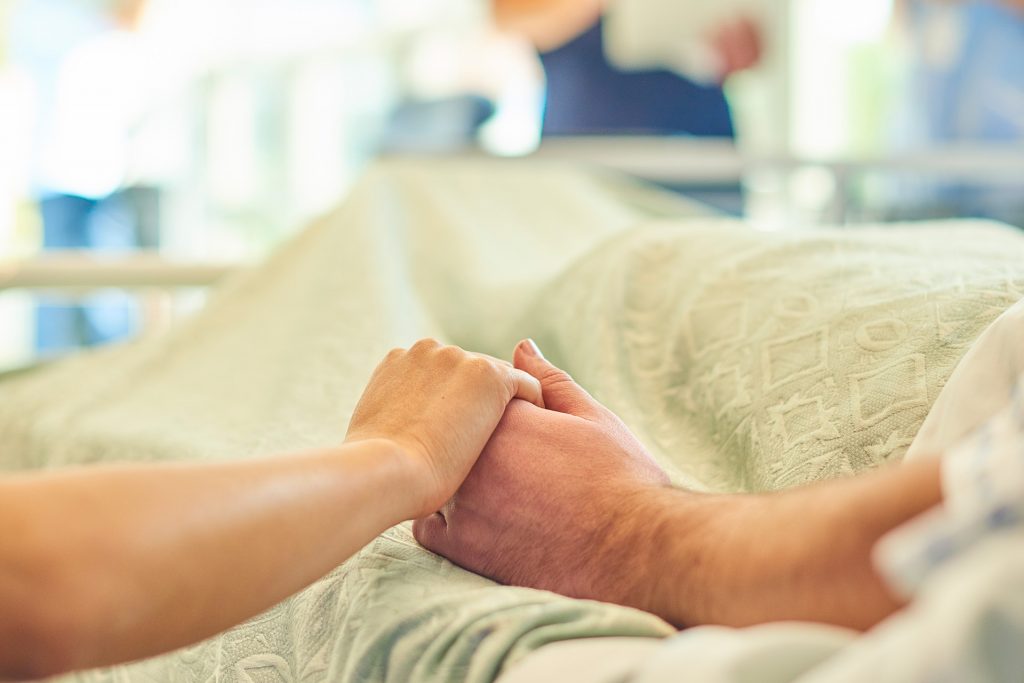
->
[35, 193, 140, 353]
[911, 0, 1024, 142]
[899, 0, 1024, 226]
[538, 19, 734, 137]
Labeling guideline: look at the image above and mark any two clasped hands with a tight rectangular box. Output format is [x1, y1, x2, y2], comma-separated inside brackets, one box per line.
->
[352, 338, 943, 632]
[0, 338, 942, 679]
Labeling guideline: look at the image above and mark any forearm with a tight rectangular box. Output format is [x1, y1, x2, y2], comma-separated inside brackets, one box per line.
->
[617, 459, 943, 630]
[492, 0, 603, 51]
[0, 439, 416, 678]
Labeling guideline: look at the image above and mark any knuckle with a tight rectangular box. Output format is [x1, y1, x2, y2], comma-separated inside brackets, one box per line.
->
[471, 357, 503, 381]
[438, 344, 465, 362]
[465, 354, 491, 371]
[411, 338, 441, 353]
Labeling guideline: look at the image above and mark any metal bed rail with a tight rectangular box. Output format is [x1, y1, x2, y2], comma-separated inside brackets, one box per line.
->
[0, 252, 240, 373]
[0, 252, 238, 293]
[520, 137, 1024, 224]
[3, 140, 1023, 295]
[526, 137, 1024, 181]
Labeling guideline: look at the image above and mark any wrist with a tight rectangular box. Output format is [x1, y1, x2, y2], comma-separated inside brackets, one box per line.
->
[581, 484, 718, 626]
[613, 486, 735, 627]
[338, 438, 429, 523]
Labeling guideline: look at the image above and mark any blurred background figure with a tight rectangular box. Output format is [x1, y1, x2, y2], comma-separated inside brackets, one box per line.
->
[7, 0, 158, 353]
[489, 0, 765, 213]
[492, 0, 761, 138]
[889, 0, 1024, 225]
[903, 0, 1024, 146]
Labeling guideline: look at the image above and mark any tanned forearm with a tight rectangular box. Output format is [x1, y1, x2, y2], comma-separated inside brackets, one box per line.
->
[607, 459, 943, 631]
[492, 0, 604, 51]
[0, 339, 543, 680]
[0, 440, 418, 680]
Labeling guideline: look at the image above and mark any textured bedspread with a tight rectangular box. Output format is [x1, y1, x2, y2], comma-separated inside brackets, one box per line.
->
[1, 160, 1023, 682]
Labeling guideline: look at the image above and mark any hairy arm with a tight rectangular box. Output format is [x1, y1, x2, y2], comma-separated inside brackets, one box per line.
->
[416, 341, 943, 631]
[0, 339, 542, 680]
[492, 0, 604, 51]
[619, 458, 942, 629]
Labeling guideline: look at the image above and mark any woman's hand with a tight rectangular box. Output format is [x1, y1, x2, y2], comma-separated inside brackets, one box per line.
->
[345, 339, 544, 519]
[0, 340, 542, 678]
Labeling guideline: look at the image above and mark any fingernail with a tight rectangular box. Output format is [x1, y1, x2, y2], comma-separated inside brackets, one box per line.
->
[523, 338, 544, 359]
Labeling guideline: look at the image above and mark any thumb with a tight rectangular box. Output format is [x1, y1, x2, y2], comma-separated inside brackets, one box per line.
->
[513, 339, 604, 419]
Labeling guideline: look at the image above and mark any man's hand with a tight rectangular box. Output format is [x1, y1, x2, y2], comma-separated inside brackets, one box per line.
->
[414, 341, 945, 633]
[346, 339, 543, 520]
[413, 339, 670, 607]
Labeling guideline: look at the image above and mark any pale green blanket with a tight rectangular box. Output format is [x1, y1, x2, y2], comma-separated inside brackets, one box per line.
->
[1, 160, 1022, 682]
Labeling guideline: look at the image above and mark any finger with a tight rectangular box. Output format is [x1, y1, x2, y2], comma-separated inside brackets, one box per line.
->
[508, 367, 545, 409]
[513, 339, 603, 419]
[412, 513, 450, 555]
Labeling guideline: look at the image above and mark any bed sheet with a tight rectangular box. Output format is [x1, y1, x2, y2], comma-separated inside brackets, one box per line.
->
[1, 159, 1023, 682]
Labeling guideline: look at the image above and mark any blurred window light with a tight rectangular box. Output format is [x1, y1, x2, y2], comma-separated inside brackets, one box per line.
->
[833, 0, 893, 44]
[287, 55, 395, 218]
[791, 0, 895, 157]
[207, 76, 262, 211]
[41, 30, 149, 199]
[0, 292, 34, 371]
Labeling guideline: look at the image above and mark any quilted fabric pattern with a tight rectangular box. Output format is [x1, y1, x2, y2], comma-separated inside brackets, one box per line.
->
[530, 222, 1024, 492]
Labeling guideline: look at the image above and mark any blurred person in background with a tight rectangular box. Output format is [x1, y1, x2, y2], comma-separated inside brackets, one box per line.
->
[894, 0, 1024, 225]
[491, 0, 762, 137]
[7, 0, 158, 354]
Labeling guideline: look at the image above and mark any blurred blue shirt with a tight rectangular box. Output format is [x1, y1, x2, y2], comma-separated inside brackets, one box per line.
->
[910, 0, 1024, 143]
[538, 19, 734, 138]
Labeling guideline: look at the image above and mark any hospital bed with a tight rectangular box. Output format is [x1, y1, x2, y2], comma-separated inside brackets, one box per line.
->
[5, 137, 1022, 288]
[522, 137, 1024, 226]
[0, 252, 234, 293]
[0, 253, 236, 378]
[1, 158, 1023, 682]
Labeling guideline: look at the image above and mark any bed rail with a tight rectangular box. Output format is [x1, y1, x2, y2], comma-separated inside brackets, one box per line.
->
[0, 252, 238, 293]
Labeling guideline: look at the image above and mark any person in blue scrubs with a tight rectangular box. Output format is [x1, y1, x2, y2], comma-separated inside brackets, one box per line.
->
[7, 0, 153, 354]
[899, 0, 1024, 225]
[907, 0, 1024, 145]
